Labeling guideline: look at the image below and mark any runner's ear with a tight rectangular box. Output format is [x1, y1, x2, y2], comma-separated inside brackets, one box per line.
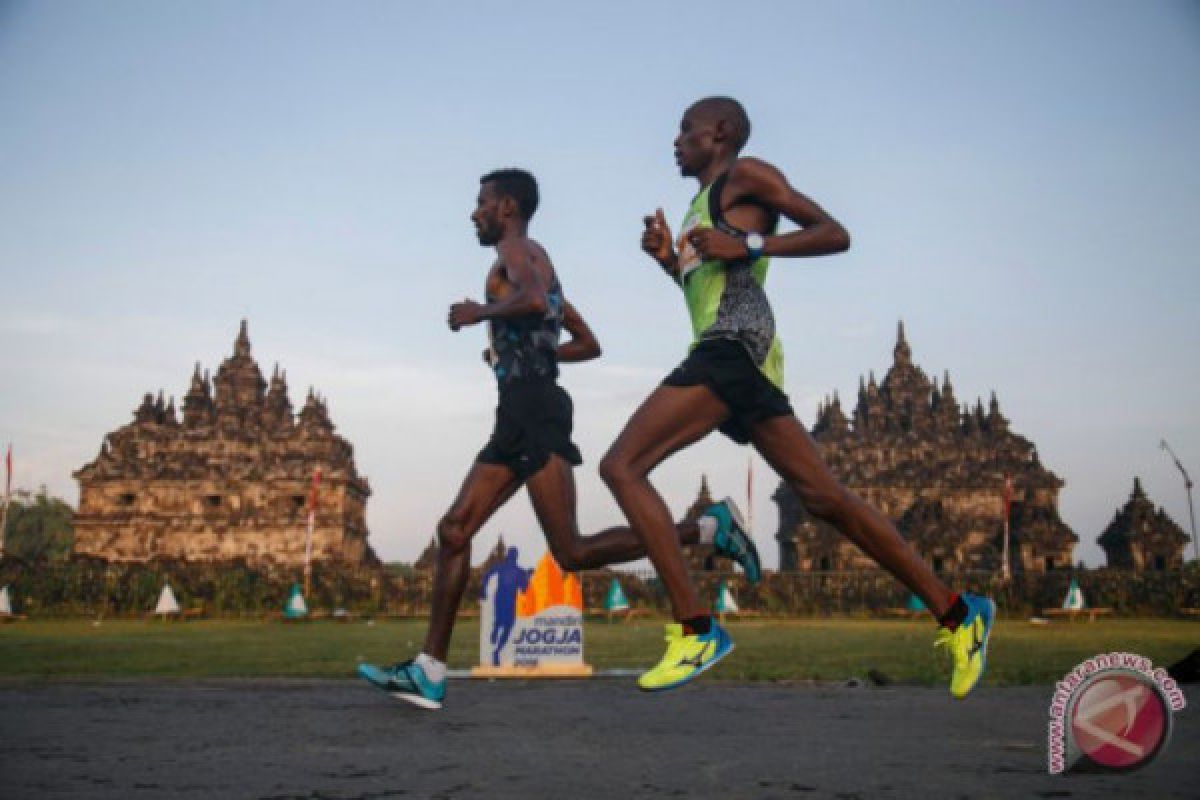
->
[713, 117, 731, 145]
[499, 194, 518, 220]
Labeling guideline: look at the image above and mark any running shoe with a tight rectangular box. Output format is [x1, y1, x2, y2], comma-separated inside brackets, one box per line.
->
[706, 497, 762, 584]
[357, 659, 446, 710]
[934, 593, 996, 699]
[637, 621, 734, 692]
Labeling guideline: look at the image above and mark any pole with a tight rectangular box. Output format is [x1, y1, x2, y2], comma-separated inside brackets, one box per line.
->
[1001, 473, 1012, 583]
[304, 466, 322, 597]
[0, 499, 8, 560]
[1161, 440, 1198, 562]
[0, 443, 11, 559]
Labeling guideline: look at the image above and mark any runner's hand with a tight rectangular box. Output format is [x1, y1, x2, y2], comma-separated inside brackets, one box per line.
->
[448, 299, 484, 330]
[687, 227, 750, 262]
[642, 208, 676, 269]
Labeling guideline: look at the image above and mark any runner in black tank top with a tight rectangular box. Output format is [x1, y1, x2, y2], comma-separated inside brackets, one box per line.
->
[476, 271, 582, 479]
[357, 169, 760, 710]
[487, 275, 565, 385]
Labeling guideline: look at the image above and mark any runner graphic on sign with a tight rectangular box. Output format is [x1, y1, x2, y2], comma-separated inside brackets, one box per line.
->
[481, 548, 531, 666]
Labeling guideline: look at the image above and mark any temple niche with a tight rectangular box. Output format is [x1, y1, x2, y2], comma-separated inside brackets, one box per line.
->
[72, 321, 375, 567]
[774, 322, 1077, 574]
[1097, 478, 1191, 571]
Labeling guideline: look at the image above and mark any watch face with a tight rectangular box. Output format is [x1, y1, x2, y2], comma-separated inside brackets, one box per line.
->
[746, 233, 765, 251]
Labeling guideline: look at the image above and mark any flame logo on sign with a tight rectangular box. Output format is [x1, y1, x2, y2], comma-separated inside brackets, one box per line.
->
[516, 552, 583, 617]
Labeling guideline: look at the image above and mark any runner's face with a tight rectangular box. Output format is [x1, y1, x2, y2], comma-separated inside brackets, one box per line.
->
[471, 182, 504, 246]
[674, 107, 718, 177]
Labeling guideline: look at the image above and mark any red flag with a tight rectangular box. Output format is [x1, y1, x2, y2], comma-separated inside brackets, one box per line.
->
[4, 443, 10, 498]
[307, 467, 322, 513]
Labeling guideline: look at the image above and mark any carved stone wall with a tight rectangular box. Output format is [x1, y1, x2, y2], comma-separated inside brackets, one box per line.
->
[775, 322, 1077, 574]
[73, 321, 375, 567]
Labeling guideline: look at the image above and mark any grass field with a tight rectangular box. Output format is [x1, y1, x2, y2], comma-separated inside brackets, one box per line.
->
[0, 617, 1195, 685]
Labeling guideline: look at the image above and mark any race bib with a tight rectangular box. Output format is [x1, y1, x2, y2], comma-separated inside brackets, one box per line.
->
[677, 209, 704, 280]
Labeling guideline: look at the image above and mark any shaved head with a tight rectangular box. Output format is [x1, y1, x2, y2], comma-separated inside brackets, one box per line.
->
[689, 96, 751, 152]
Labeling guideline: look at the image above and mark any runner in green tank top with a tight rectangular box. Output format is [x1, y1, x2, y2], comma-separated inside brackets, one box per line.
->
[600, 97, 995, 698]
[676, 178, 785, 390]
[356, 168, 763, 709]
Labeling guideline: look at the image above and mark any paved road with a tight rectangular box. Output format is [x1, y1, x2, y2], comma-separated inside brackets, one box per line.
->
[0, 679, 1194, 799]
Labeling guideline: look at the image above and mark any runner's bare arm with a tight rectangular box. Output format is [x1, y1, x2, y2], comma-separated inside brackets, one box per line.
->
[641, 208, 679, 279]
[448, 242, 549, 330]
[685, 157, 851, 263]
[557, 299, 602, 363]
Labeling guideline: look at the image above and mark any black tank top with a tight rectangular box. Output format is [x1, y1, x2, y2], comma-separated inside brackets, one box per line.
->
[487, 277, 564, 385]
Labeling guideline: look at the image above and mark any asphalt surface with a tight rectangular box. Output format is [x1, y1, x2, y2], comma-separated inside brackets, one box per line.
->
[0, 679, 1195, 799]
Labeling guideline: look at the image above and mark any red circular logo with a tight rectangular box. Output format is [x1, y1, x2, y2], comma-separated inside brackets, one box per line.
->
[1069, 672, 1169, 771]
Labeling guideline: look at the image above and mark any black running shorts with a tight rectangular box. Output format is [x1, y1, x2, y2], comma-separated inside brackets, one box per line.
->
[662, 337, 794, 445]
[477, 379, 583, 481]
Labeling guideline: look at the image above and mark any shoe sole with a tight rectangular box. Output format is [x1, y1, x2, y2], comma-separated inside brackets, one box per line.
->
[719, 496, 749, 533]
[390, 691, 443, 710]
[639, 638, 736, 693]
[358, 664, 444, 710]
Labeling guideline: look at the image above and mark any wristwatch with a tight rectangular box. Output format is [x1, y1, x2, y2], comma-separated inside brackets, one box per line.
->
[744, 232, 766, 260]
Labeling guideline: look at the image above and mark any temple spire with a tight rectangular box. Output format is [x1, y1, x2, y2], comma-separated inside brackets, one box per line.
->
[893, 319, 911, 366]
[234, 319, 251, 358]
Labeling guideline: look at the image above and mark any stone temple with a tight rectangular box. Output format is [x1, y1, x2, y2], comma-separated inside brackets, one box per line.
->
[774, 322, 1077, 574]
[73, 321, 375, 566]
[1098, 477, 1191, 571]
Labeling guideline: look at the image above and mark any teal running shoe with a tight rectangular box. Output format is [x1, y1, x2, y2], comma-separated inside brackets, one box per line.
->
[935, 593, 996, 699]
[357, 659, 446, 710]
[706, 497, 761, 584]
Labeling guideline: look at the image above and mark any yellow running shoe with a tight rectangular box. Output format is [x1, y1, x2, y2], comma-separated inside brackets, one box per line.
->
[935, 593, 996, 699]
[637, 621, 734, 692]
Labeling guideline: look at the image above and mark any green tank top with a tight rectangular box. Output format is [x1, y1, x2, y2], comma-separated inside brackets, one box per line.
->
[676, 177, 785, 389]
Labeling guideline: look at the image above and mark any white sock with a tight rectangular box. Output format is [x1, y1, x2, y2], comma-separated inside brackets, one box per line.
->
[696, 515, 718, 545]
[416, 652, 447, 683]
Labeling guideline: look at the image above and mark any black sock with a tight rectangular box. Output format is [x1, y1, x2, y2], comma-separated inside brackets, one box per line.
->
[938, 594, 968, 631]
[683, 615, 712, 636]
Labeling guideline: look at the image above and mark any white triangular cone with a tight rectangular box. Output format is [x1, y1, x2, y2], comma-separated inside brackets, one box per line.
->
[1063, 578, 1086, 611]
[0, 586, 12, 616]
[715, 581, 739, 614]
[285, 584, 308, 617]
[155, 584, 181, 615]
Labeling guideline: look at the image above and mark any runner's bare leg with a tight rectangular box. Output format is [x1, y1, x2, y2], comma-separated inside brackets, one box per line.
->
[749, 413, 954, 618]
[525, 454, 701, 571]
[598, 384, 730, 621]
[423, 462, 521, 661]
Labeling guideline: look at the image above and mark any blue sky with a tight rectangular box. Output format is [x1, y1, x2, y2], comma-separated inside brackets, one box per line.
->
[1, 1, 1198, 568]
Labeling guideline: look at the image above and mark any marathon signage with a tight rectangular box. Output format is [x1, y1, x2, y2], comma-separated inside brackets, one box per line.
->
[473, 548, 592, 678]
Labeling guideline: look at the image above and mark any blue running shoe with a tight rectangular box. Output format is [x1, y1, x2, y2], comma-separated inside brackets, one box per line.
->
[935, 593, 996, 699]
[706, 497, 761, 584]
[357, 659, 446, 710]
